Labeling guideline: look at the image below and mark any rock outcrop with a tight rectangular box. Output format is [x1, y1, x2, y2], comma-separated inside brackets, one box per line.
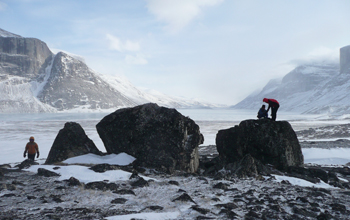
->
[340, 45, 350, 74]
[45, 122, 102, 164]
[0, 32, 53, 79]
[96, 103, 203, 173]
[216, 119, 303, 171]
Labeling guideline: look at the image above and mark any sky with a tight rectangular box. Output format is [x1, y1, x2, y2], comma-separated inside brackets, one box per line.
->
[0, 0, 350, 105]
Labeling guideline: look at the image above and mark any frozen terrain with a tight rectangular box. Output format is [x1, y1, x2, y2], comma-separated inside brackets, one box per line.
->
[1, 109, 350, 219]
[1, 109, 350, 166]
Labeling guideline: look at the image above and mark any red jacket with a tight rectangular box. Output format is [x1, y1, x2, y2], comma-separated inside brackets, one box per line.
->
[263, 98, 279, 107]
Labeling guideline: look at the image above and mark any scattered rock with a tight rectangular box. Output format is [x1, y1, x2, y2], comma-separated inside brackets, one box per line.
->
[37, 168, 60, 177]
[317, 211, 333, 220]
[293, 206, 318, 218]
[96, 103, 204, 174]
[111, 198, 127, 204]
[89, 164, 120, 173]
[330, 203, 347, 213]
[85, 181, 118, 191]
[45, 122, 102, 164]
[50, 194, 63, 203]
[130, 177, 149, 188]
[213, 182, 230, 190]
[0, 164, 11, 169]
[142, 205, 164, 211]
[216, 119, 304, 171]
[1, 193, 17, 198]
[67, 177, 82, 186]
[6, 184, 16, 191]
[112, 189, 136, 196]
[55, 186, 66, 190]
[214, 202, 238, 210]
[172, 193, 196, 204]
[129, 171, 140, 180]
[196, 216, 215, 220]
[15, 159, 39, 170]
[168, 180, 180, 186]
[191, 205, 210, 214]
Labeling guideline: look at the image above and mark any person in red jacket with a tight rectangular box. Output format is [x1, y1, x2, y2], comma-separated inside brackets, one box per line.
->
[24, 136, 39, 161]
[263, 98, 280, 121]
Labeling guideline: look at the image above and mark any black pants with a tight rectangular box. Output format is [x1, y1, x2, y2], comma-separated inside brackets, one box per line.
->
[271, 105, 279, 121]
[28, 154, 35, 161]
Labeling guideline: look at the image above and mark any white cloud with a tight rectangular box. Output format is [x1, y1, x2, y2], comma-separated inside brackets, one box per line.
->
[106, 34, 140, 52]
[0, 1, 7, 11]
[291, 46, 339, 65]
[125, 54, 148, 65]
[146, 0, 223, 33]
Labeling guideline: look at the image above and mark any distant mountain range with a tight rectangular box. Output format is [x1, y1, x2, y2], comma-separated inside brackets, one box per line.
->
[233, 45, 350, 115]
[0, 28, 221, 113]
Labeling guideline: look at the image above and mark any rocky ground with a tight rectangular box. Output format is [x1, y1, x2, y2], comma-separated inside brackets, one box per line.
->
[1, 156, 350, 219]
[1, 124, 350, 219]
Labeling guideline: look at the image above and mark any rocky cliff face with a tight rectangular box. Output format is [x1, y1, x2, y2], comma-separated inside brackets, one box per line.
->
[340, 45, 350, 74]
[0, 29, 55, 113]
[0, 30, 52, 79]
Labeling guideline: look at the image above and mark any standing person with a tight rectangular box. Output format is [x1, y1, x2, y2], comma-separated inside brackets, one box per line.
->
[23, 136, 39, 161]
[263, 98, 280, 121]
[257, 104, 268, 119]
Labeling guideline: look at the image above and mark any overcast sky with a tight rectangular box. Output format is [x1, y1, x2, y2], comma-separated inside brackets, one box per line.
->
[1, 0, 350, 105]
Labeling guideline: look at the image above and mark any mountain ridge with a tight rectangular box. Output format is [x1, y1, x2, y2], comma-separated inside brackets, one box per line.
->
[0, 28, 222, 113]
[233, 45, 350, 115]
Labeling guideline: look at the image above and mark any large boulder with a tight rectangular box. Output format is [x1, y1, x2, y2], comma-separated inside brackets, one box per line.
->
[45, 122, 102, 164]
[216, 119, 303, 170]
[96, 103, 203, 173]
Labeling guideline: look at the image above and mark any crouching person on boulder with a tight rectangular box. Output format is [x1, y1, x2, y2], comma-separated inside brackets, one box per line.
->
[24, 136, 39, 161]
[257, 104, 268, 119]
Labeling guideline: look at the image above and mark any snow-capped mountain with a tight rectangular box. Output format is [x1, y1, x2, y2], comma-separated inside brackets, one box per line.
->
[0, 28, 220, 113]
[233, 45, 350, 114]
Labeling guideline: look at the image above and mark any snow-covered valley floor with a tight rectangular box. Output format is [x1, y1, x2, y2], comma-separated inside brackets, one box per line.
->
[1, 110, 350, 219]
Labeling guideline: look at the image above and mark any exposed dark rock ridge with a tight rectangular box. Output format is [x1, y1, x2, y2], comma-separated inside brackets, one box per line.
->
[96, 103, 203, 174]
[45, 122, 102, 164]
[216, 119, 304, 171]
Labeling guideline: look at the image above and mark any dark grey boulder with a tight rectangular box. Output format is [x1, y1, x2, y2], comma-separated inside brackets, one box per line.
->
[216, 119, 303, 170]
[37, 168, 60, 177]
[130, 177, 149, 188]
[172, 193, 196, 204]
[67, 177, 82, 186]
[111, 198, 127, 204]
[85, 181, 118, 191]
[15, 159, 39, 170]
[96, 103, 204, 173]
[89, 164, 119, 173]
[45, 122, 102, 164]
